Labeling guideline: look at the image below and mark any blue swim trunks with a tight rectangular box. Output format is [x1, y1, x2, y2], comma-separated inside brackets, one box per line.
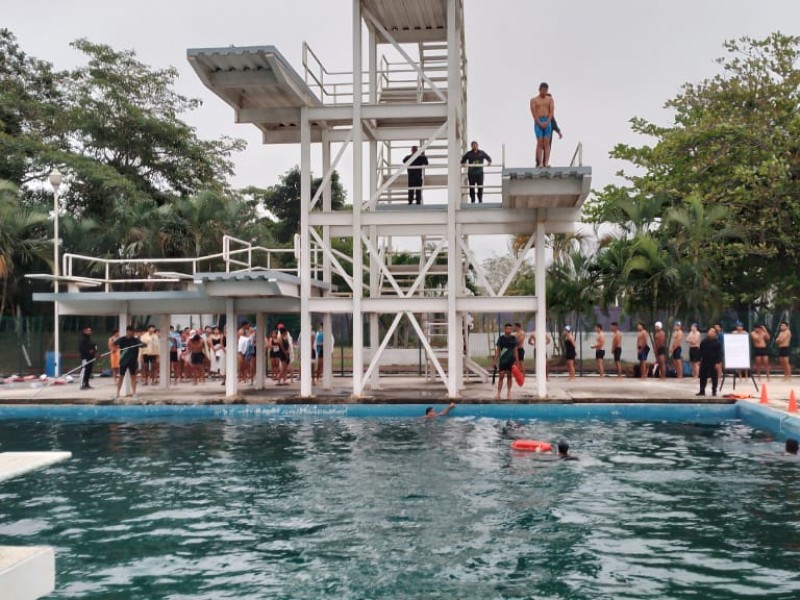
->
[535, 116, 553, 139]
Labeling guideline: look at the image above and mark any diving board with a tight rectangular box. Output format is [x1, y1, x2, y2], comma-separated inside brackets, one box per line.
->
[0, 451, 71, 600]
[502, 167, 592, 211]
[0, 546, 56, 600]
[188, 45, 322, 143]
[0, 451, 72, 483]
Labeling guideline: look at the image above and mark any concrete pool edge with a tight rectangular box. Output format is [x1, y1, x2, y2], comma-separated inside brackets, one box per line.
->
[1, 401, 798, 439]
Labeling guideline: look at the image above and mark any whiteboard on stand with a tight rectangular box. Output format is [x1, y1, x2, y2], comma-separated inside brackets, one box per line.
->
[723, 334, 751, 370]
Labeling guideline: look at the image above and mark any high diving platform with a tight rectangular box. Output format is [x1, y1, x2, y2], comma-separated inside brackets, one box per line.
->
[31, 0, 592, 400]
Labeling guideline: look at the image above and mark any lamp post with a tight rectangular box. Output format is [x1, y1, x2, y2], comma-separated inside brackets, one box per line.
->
[49, 169, 63, 377]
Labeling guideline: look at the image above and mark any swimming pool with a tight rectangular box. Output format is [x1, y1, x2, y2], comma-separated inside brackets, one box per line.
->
[1, 403, 798, 599]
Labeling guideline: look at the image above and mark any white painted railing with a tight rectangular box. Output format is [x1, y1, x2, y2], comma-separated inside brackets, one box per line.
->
[59, 235, 319, 292]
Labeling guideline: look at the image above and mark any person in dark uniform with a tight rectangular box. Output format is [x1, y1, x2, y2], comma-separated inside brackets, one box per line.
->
[114, 326, 141, 400]
[460, 140, 492, 203]
[697, 327, 723, 396]
[403, 146, 428, 205]
[494, 323, 519, 400]
[78, 325, 97, 390]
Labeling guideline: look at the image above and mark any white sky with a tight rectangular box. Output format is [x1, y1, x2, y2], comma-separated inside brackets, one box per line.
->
[5, 0, 798, 258]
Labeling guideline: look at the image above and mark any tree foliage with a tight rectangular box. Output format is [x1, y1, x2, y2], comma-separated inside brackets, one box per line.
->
[585, 32, 800, 317]
[0, 182, 51, 315]
[250, 166, 347, 245]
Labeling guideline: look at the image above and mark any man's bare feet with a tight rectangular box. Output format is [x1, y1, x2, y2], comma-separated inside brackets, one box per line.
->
[493, 394, 500, 400]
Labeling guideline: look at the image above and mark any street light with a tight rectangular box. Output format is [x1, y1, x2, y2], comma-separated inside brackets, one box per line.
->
[49, 169, 63, 377]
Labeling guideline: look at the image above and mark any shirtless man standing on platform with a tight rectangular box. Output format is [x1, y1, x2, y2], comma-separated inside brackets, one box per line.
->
[776, 321, 792, 380]
[654, 321, 667, 380]
[751, 324, 771, 381]
[611, 322, 623, 379]
[671, 321, 684, 380]
[687, 323, 701, 379]
[530, 82, 555, 168]
[636, 322, 650, 380]
[591, 324, 606, 378]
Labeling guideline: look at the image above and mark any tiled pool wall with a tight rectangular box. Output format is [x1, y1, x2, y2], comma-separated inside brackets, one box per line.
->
[0, 402, 798, 439]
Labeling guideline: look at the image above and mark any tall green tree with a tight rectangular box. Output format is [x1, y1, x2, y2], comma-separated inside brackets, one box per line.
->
[253, 166, 346, 245]
[0, 29, 63, 187]
[58, 39, 245, 221]
[586, 32, 800, 309]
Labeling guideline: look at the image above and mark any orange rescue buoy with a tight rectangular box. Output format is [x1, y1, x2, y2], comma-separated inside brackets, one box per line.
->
[511, 364, 525, 386]
[510, 439, 552, 452]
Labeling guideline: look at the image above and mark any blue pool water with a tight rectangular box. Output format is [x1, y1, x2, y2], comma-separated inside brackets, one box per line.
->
[0, 404, 798, 599]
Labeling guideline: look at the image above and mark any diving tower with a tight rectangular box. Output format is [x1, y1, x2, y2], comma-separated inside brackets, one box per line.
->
[29, 0, 590, 400]
[186, 0, 591, 399]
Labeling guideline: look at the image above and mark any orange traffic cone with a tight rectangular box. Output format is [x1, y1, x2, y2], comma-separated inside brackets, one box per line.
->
[788, 390, 798, 413]
[760, 383, 769, 405]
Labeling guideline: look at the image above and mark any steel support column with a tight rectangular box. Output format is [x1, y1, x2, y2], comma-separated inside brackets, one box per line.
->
[255, 312, 266, 390]
[351, 0, 364, 397]
[158, 314, 170, 389]
[535, 220, 547, 398]
[300, 107, 312, 397]
[446, 0, 462, 397]
[322, 131, 333, 390]
[225, 298, 237, 398]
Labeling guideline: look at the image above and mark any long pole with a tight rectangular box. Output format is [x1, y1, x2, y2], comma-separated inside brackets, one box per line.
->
[53, 185, 60, 377]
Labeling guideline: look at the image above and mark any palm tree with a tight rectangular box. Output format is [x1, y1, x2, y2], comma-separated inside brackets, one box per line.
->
[0, 181, 51, 315]
[663, 194, 746, 320]
[594, 234, 636, 310]
[548, 245, 600, 354]
[623, 234, 681, 328]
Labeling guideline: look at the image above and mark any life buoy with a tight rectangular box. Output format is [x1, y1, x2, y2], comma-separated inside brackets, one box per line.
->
[511, 439, 552, 452]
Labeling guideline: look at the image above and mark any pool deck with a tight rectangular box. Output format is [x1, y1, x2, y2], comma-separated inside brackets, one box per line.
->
[0, 374, 798, 416]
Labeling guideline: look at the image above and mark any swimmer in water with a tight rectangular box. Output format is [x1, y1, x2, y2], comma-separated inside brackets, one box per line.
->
[425, 402, 456, 418]
[557, 440, 578, 461]
[786, 438, 799, 455]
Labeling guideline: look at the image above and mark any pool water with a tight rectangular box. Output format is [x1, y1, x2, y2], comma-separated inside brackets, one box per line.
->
[0, 417, 798, 599]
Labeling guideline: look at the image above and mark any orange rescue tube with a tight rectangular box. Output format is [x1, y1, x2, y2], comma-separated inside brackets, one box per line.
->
[511, 364, 525, 386]
[511, 439, 552, 452]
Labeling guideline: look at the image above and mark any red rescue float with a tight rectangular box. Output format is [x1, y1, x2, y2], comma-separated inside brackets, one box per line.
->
[511, 439, 553, 452]
[511, 364, 525, 386]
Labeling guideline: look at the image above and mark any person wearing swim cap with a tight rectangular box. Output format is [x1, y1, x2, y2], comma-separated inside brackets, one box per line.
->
[425, 403, 456, 418]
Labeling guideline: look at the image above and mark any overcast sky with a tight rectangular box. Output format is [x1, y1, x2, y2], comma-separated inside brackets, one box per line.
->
[4, 0, 798, 256]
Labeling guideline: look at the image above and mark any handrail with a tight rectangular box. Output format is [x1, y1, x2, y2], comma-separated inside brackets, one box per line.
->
[303, 41, 456, 106]
[57, 234, 324, 291]
[569, 142, 583, 167]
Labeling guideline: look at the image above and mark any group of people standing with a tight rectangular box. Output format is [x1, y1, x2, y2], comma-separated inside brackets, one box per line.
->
[493, 319, 793, 398]
[97, 321, 331, 395]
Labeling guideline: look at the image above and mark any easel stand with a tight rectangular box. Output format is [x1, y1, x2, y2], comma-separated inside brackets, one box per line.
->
[719, 369, 759, 393]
